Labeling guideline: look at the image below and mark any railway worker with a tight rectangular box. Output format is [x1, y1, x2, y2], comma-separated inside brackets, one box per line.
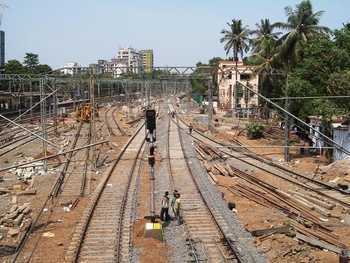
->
[174, 192, 182, 225]
[189, 123, 193, 134]
[171, 190, 178, 216]
[160, 191, 170, 221]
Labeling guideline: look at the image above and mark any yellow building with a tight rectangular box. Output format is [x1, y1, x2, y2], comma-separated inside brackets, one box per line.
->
[140, 49, 154, 73]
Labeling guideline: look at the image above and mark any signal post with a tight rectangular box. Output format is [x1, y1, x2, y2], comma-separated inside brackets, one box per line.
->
[144, 109, 163, 241]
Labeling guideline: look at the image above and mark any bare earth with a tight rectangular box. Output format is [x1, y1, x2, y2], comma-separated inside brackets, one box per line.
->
[1, 111, 350, 263]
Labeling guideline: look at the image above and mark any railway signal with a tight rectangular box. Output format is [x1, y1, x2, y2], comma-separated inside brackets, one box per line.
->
[144, 109, 162, 239]
[145, 109, 156, 143]
[146, 109, 156, 132]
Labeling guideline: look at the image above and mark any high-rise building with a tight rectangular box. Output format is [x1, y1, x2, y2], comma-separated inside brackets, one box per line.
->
[0, 30, 5, 69]
[117, 47, 140, 74]
[140, 49, 153, 74]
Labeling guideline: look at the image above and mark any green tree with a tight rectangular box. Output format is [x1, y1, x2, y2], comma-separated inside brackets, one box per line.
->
[220, 19, 250, 110]
[33, 64, 52, 74]
[220, 19, 250, 63]
[250, 19, 281, 55]
[23, 52, 39, 72]
[334, 24, 350, 52]
[250, 19, 283, 98]
[190, 58, 223, 97]
[5, 59, 26, 74]
[208, 57, 223, 68]
[288, 36, 350, 120]
[274, 0, 330, 71]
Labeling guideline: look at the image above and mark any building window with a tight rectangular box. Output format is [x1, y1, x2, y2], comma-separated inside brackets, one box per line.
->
[240, 74, 251, 80]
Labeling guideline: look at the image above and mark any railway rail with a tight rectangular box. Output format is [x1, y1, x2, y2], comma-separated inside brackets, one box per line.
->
[5, 97, 349, 262]
[165, 102, 267, 262]
[65, 122, 145, 262]
[173, 110, 350, 256]
[176, 116, 350, 208]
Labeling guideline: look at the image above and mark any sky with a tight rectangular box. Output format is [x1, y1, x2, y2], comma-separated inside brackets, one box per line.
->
[2, 0, 349, 70]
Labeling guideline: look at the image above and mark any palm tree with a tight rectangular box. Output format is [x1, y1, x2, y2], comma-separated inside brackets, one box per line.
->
[250, 19, 282, 97]
[220, 19, 250, 111]
[250, 19, 282, 56]
[220, 19, 250, 63]
[274, 0, 330, 71]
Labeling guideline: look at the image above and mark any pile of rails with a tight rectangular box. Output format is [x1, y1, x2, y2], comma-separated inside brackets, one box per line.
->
[194, 139, 350, 257]
[195, 141, 237, 184]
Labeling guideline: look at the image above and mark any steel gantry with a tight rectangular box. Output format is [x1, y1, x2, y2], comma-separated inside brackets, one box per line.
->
[1, 64, 349, 168]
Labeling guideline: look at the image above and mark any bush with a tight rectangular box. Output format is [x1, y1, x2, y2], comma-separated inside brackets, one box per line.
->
[246, 122, 264, 139]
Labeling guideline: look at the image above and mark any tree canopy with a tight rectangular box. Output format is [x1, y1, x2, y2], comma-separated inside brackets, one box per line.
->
[219, 0, 349, 122]
[5, 53, 52, 74]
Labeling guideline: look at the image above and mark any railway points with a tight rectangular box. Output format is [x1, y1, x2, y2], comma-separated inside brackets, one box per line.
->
[0, 73, 349, 262]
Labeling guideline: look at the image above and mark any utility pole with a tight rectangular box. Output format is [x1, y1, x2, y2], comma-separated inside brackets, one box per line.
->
[284, 95, 290, 162]
[208, 76, 213, 131]
[40, 77, 48, 171]
[90, 73, 96, 170]
[0, 3, 9, 28]
[53, 79, 58, 135]
[284, 75, 290, 162]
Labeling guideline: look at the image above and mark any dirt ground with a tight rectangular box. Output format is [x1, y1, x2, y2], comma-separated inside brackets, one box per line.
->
[1, 110, 350, 263]
[211, 120, 350, 263]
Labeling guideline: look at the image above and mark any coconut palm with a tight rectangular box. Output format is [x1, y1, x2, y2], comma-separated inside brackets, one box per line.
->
[220, 19, 250, 64]
[274, 0, 330, 71]
[220, 19, 250, 112]
[249, 19, 282, 100]
[250, 19, 282, 56]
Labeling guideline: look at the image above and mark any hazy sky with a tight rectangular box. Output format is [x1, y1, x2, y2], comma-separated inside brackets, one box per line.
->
[2, 0, 349, 70]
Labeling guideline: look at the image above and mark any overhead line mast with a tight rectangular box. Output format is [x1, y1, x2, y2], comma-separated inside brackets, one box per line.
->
[0, 3, 9, 28]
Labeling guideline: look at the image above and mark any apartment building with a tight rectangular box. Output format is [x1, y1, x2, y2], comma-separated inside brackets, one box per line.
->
[217, 60, 259, 116]
[89, 59, 128, 78]
[117, 47, 140, 74]
[61, 62, 82, 75]
[64, 47, 153, 77]
[140, 49, 154, 74]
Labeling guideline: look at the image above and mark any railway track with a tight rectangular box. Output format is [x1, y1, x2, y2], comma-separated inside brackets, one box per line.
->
[176, 117, 350, 209]
[9, 105, 136, 262]
[173, 112, 350, 256]
[165, 103, 268, 262]
[56, 122, 91, 199]
[65, 122, 145, 262]
[169, 118, 236, 261]
[7, 101, 267, 262]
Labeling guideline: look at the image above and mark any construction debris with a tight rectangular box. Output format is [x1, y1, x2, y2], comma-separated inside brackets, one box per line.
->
[0, 203, 31, 228]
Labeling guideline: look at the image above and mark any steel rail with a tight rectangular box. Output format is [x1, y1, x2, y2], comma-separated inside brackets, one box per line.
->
[71, 122, 145, 262]
[176, 115, 350, 207]
[0, 140, 108, 172]
[175, 115, 243, 262]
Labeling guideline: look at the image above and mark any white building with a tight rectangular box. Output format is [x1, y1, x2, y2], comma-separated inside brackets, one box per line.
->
[61, 62, 82, 75]
[89, 59, 128, 78]
[65, 47, 153, 77]
[117, 47, 140, 74]
[217, 61, 259, 117]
